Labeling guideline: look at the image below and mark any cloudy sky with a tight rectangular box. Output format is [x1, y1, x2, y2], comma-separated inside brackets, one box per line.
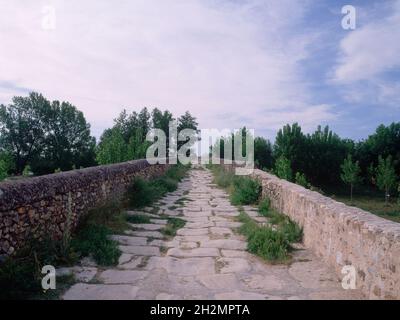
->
[0, 0, 399, 141]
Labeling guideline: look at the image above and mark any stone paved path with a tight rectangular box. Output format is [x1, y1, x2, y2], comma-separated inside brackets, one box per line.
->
[62, 167, 362, 300]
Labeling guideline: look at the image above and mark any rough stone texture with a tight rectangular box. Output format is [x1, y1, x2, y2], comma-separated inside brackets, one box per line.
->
[62, 166, 364, 300]
[0, 160, 168, 255]
[241, 168, 400, 300]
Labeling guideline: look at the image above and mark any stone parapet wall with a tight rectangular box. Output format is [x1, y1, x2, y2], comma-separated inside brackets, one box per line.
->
[248, 168, 400, 299]
[0, 160, 168, 256]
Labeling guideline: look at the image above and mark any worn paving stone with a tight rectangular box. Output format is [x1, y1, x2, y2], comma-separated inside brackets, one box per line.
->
[215, 221, 242, 228]
[99, 270, 148, 284]
[119, 245, 160, 256]
[145, 256, 215, 276]
[63, 167, 363, 300]
[197, 274, 239, 290]
[133, 223, 164, 231]
[242, 274, 284, 291]
[221, 249, 250, 258]
[209, 227, 233, 235]
[126, 230, 164, 239]
[177, 228, 209, 236]
[119, 256, 144, 270]
[179, 241, 198, 249]
[118, 253, 133, 265]
[167, 247, 220, 258]
[218, 258, 251, 274]
[200, 239, 246, 250]
[57, 267, 97, 283]
[112, 235, 147, 246]
[185, 222, 214, 229]
[150, 219, 168, 225]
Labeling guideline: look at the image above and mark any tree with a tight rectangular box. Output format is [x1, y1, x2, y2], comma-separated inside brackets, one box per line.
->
[295, 172, 309, 188]
[152, 108, 174, 157]
[340, 155, 361, 202]
[305, 126, 354, 186]
[356, 122, 400, 182]
[274, 123, 306, 175]
[376, 155, 397, 205]
[0, 92, 51, 173]
[0, 160, 8, 181]
[254, 137, 273, 170]
[177, 111, 199, 154]
[274, 156, 292, 181]
[0, 92, 96, 175]
[32, 100, 96, 174]
[96, 128, 128, 165]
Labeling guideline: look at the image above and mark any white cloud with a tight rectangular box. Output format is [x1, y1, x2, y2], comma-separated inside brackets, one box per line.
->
[0, 0, 332, 138]
[333, 0, 400, 108]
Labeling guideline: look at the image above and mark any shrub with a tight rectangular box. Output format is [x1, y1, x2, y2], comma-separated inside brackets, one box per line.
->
[295, 172, 309, 188]
[258, 198, 271, 217]
[126, 214, 151, 224]
[155, 176, 178, 193]
[71, 224, 120, 266]
[247, 228, 289, 261]
[279, 219, 303, 243]
[127, 177, 158, 208]
[230, 177, 261, 205]
[274, 156, 292, 181]
[0, 237, 78, 299]
[127, 164, 190, 208]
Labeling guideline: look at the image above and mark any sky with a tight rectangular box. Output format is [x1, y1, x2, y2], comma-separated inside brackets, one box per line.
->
[0, 0, 399, 141]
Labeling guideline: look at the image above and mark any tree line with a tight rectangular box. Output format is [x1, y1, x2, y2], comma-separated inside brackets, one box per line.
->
[1, 92, 399, 203]
[0, 92, 198, 179]
[252, 123, 400, 203]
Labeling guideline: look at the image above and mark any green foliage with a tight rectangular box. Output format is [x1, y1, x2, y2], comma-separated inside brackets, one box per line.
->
[230, 177, 261, 205]
[237, 212, 289, 262]
[209, 164, 261, 205]
[247, 228, 289, 261]
[22, 165, 31, 177]
[355, 123, 400, 181]
[71, 224, 120, 266]
[0, 152, 14, 180]
[96, 128, 128, 165]
[274, 156, 292, 181]
[340, 155, 361, 202]
[254, 137, 273, 169]
[279, 219, 303, 243]
[376, 155, 398, 204]
[273, 124, 353, 186]
[126, 214, 151, 224]
[161, 217, 186, 237]
[0, 238, 78, 300]
[127, 177, 159, 208]
[0, 159, 8, 181]
[295, 172, 309, 188]
[0, 92, 96, 175]
[258, 198, 270, 217]
[209, 165, 235, 188]
[127, 164, 189, 208]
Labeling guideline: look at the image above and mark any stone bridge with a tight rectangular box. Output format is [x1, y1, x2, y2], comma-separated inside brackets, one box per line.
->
[62, 167, 362, 300]
[1, 161, 399, 299]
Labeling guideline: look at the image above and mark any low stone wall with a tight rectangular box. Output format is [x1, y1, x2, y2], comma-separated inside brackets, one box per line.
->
[249, 169, 400, 300]
[0, 160, 168, 256]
